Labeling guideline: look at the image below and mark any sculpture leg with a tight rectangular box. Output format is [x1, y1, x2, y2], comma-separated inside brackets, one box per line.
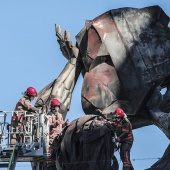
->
[148, 108, 170, 139]
[161, 84, 170, 112]
[146, 144, 170, 170]
[147, 86, 170, 169]
[147, 86, 170, 139]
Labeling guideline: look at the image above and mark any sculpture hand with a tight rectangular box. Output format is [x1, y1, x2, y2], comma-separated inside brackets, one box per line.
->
[55, 24, 79, 61]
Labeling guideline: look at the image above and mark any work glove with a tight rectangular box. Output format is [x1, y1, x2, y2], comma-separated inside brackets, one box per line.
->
[116, 137, 121, 142]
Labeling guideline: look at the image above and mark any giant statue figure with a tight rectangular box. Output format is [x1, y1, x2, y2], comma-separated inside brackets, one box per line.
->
[35, 5, 170, 170]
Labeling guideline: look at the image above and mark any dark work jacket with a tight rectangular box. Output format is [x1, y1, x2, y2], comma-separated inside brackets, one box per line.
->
[113, 118, 134, 143]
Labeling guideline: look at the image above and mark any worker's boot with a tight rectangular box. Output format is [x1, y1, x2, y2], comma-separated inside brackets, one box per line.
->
[46, 163, 56, 170]
[46, 157, 56, 170]
[123, 166, 134, 170]
[46, 146, 56, 170]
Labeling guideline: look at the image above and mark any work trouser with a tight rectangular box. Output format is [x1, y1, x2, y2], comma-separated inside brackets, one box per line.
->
[10, 113, 25, 145]
[120, 140, 134, 170]
[47, 128, 61, 166]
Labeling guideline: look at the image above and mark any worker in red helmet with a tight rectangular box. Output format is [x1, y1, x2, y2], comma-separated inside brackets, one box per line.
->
[46, 98, 66, 169]
[112, 108, 134, 170]
[10, 86, 40, 146]
[48, 99, 64, 139]
[13, 87, 39, 112]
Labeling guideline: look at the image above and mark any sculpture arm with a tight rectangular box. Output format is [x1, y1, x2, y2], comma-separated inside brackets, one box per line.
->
[35, 25, 83, 119]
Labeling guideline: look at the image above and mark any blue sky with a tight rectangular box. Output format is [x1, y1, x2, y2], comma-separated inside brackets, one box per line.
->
[0, 1, 170, 169]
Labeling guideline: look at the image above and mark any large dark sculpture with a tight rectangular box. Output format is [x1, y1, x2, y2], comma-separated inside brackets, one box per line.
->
[35, 5, 170, 170]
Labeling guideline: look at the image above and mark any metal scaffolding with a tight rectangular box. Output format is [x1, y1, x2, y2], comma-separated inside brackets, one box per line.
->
[0, 111, 50, 170]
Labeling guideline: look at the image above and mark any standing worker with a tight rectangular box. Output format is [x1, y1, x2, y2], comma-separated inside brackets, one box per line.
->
[48, 98, 64, 146]
[10, 86, 40, 146]
[113, 108, 134, 170]
[46, 98, 64, 169]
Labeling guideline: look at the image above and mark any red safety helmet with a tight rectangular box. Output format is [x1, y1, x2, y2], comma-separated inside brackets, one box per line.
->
[26, 87, 37, 97]
[115, 108, 124, 117]
[51, 99, 61, 107]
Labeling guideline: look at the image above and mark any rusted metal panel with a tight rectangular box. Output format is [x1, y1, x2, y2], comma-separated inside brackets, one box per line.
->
[93, 12, 116, 40]
[82, 63, 117, 110]
[87, 28, 102, 59]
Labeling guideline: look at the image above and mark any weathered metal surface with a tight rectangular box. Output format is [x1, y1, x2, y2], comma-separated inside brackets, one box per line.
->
[54, 115, 117, 170]
[76, 5, 170, 117]
[82, 63, 118, 114]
